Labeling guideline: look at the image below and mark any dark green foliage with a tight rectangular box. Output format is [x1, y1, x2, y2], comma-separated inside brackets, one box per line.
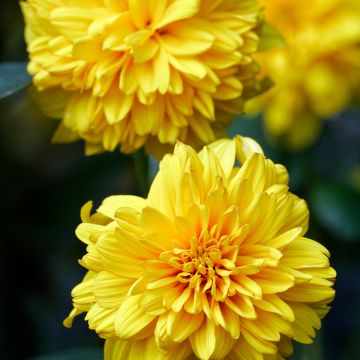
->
[0, 62, 30, 99]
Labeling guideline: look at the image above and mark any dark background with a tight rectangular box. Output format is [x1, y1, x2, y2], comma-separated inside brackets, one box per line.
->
[1, 1, 360, 359]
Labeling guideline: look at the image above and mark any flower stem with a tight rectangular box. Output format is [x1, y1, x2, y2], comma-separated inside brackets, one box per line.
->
[134, 147, 150, 197]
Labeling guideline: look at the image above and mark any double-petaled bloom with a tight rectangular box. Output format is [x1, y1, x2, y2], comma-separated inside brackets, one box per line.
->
[21, 0, 266, 155]
[249, 0, 360, 149]
[65, 136, 335, 359]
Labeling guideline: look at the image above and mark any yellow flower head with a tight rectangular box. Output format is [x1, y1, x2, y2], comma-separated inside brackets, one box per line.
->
[65, 136, 335, 360]
[250, 0, 360, 149]
[21, 0, 264, 155]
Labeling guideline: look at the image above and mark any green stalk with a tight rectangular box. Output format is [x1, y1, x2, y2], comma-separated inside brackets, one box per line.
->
[134, 147, 150, 197]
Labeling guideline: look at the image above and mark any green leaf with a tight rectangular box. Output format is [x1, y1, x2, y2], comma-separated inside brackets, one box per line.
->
[149, 154, 159, 182]
[244, 77, 274, 100]
[309, 182, 360, 242]
[31, 347, 102, 360]
[134, 147, 150, 197]
[257, 22, 285, 52]
[0, 62, 31, 99]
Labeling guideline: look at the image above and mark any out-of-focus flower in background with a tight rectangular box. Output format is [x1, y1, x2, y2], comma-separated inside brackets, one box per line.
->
[21, 0, 270, 156]
[248, 0, 360, 150]
[64, 136, 335, 360]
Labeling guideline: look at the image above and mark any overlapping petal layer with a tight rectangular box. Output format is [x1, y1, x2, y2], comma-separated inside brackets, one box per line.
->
[249, 0, 360, 149]
[65, 136, 335, 359]
[21, 0, 266, 155]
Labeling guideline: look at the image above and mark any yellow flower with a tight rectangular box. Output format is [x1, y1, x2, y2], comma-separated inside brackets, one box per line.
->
[249, 0, 360, 149]
[21, 0, 264, 155]
[65, 136, 335, 360]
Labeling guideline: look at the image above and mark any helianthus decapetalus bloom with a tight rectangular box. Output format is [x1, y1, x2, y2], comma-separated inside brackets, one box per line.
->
[65, 136, 335, 359]
[249, 0, 360, 149]
[21, 0, 266, 155]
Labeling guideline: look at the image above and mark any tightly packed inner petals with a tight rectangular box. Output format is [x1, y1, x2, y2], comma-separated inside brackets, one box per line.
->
[65, 136, 335, 360]
[21, 0, 267, 155]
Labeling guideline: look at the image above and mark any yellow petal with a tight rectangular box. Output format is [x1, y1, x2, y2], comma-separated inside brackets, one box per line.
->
[155, 0, 200, 28]
[205, 138, 236, 179]
[115, 295, 156, 340]
[230, 336, 263, 360]
[222, 305, 241, 339]
[253, 268, 294, 294]
[241, 328, 277, 355]
[253, 294, 295, 322]
[291, 303, 321, 344]
[86, 303, 117, 336]
[281, 283, 335, 303]
[234, 135, 264, 165]
[167, 311, 204, 343]
[189, 319, 216, 360]
[92, 271, 133, 308]
[128, 0, 149, 29]
[161, 34, 213, 56]
[133, 39, 159, 63]
[98, 195, 146, 219]
[104, 339, 132, 360]
[141, 206, 176, 238]
[211, 326, 236, 359]
[132, 96, 165, 135]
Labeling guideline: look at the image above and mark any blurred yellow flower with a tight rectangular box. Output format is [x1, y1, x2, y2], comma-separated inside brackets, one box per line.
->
[21, 0, 265, 155]
[249, 0, 360, 149]
[65, 136, 335, 360]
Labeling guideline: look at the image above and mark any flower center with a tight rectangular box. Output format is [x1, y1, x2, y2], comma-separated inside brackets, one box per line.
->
[165, 228, 232, 291]
[181, 243, 223, 278]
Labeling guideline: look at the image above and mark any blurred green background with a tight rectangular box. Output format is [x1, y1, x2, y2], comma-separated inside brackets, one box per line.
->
[1, 1, 360, 359]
